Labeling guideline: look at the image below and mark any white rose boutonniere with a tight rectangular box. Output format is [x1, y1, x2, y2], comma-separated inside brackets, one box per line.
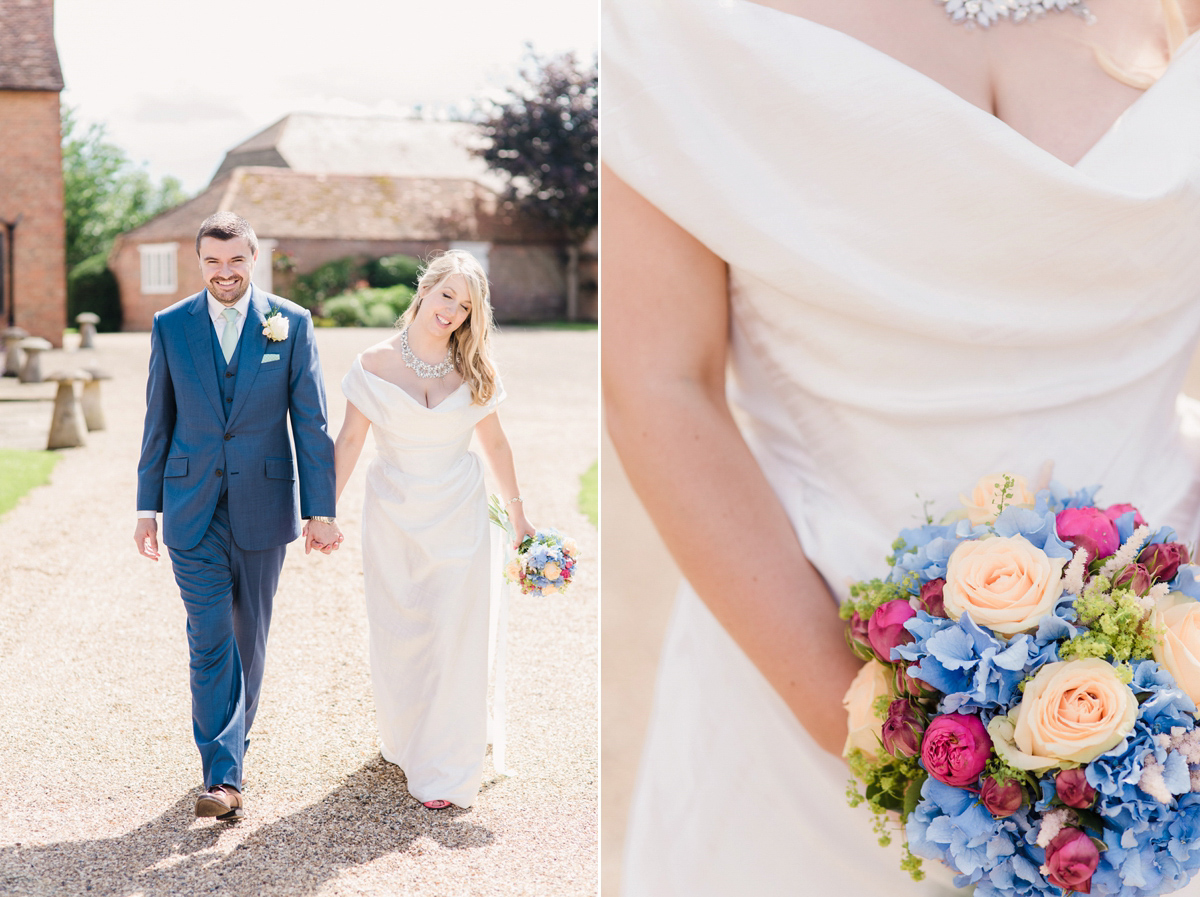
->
[262, 305, 289, 342]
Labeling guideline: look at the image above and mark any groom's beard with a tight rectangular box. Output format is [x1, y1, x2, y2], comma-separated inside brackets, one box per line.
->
[206, 275, 250, 306]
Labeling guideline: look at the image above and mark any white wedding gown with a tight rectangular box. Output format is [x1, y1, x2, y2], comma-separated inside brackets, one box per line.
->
[342, 357, 504, 808]
[605, 1, 1200, 893]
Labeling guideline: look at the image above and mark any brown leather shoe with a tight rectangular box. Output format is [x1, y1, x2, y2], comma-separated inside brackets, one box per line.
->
[195, 784, 243, 820]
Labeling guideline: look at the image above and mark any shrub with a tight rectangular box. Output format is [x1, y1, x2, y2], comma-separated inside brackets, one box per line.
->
[366, 254, 422, 290]
[67, 252, 121, 331]
[316, 284, 413, 327]
[291, 257, 368, 310]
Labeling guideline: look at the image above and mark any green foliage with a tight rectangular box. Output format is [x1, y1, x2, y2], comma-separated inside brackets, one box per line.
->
[366, 254, 422, 290]
[1059, 575, 1159, 664]
[67, 252, 121, 331]
[840, 574, 918, 622]
[291, 257, 369, 311]
[993, 473, 1017, 515]
[474, 48, 598, 243]
[578, 461, 597, 526]
[61, 105, 187, 270]
[316, 285, 413, 328]
[845, 749, 927, 881]
[0, 449, 61, 516]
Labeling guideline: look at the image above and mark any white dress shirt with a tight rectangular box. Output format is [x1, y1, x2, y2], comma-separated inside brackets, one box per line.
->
[137, 285, 255, 519]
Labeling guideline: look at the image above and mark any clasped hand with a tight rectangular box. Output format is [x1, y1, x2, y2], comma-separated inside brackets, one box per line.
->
[303, 519, 344, 555]
[508, 506, 537, 551]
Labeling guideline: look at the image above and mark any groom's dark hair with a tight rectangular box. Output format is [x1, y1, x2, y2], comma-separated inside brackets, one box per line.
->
[196, 212, 258, 256]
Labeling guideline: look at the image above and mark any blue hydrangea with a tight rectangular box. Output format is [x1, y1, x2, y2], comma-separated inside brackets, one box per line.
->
[896, 614, 1045, 713]
[1172, 566, 1200, 601]
[890, 522, 975, 586]
[907, 779, 1046, 895]
[992, 506, 1074, 561]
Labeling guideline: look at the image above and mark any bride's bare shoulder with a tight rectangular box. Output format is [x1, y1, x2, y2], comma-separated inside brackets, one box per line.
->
[359, 338, 401, 377]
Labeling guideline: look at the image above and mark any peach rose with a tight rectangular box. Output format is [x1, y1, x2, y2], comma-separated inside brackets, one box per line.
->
[943, 535, 1066, 636]
[1152, 592, 1200, 706]
[505, 559, 521, 580]
[543, 561, 562, 581]
[987, 659, 1137, 772]
[960, 473, 1037, 526]
[842, 660, 893, 761]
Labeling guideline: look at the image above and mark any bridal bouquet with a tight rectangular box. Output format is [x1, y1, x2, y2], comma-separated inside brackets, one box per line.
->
[488, 495, 579, 596]
[842, 473, 1200, 896]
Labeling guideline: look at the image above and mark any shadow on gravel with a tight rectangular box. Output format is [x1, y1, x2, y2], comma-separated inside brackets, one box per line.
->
[0, 756, 494, 896]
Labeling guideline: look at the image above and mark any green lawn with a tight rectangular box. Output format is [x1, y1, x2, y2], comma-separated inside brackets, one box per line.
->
[0, 449, 61, 517]
[578, 460, 597, 527]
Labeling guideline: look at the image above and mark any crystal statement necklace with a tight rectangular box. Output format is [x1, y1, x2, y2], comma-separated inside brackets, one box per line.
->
[400, 327, 455, 379]
[937, 0, 1095, 27]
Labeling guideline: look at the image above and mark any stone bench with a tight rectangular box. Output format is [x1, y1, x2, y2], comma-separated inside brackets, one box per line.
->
[19, 337, 52, 384]
[46, 369, 92, 449]
[81, 367, 111, 431]
[76, 312, 100, 349]
[2, 326, 27, 377]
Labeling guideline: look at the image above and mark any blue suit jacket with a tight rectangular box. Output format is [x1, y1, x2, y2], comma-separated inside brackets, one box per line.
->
[136, 288, 336, 551]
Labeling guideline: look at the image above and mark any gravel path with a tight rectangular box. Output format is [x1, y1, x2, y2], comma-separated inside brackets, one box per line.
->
[0, 326, 597, 897]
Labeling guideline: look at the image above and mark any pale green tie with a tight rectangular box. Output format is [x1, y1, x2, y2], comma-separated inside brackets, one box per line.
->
[219, 307, 239, 363]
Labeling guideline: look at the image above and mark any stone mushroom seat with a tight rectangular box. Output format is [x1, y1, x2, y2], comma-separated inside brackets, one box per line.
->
[46, 369, 92, 449]
[81, 366, 111, 431]
[76, 312, 100, 349]
[19, 337, 53, 383]
[2, 326, 28, 377]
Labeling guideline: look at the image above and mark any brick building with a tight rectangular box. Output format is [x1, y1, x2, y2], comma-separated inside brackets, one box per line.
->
[111, 114, 597, 329]
[0, 0, 67, 345]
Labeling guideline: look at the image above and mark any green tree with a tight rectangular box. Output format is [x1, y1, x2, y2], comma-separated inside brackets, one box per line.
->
[475, 50, 597, 320]
[62, 105, 187, 270]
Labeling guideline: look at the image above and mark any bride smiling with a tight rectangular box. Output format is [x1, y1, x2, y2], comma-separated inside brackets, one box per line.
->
[332, 250, 534, 810]
[603, 0, 1200, 893]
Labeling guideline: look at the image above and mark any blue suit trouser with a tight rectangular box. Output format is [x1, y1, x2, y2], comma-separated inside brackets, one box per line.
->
[168, 495, 286, 789]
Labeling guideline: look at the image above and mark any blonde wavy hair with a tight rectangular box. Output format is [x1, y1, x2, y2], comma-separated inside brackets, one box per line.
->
[398, 250, 499, 405]
[1098, 0, 1195, 88]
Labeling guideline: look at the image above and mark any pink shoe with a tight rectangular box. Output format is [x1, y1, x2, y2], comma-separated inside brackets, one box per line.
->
[422, 800, 452, 810]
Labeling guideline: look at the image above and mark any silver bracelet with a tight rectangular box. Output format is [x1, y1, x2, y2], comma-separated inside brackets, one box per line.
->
[506, 496, 523, 505]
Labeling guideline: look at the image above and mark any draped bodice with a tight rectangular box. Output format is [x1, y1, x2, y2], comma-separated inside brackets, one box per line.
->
[605, 0, 1200, 595]
[341, 356, 504, 481]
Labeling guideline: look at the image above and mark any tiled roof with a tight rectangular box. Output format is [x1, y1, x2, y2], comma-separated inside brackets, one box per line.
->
[117, 167, 560, 245]
[211, 113, 502, 190]
[0, 0, 63, 91]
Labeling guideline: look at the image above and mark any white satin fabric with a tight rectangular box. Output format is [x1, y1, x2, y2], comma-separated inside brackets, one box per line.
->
[605, 1, 1200, 893]
[342, 357, 505, 808]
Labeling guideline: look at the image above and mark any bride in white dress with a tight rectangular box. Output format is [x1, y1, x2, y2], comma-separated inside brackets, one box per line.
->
[604, 0, 1200, 893]
[333, 251, 534, 809]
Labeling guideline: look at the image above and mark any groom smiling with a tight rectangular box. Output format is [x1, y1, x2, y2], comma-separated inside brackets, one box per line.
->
[134, 212, 341, 820]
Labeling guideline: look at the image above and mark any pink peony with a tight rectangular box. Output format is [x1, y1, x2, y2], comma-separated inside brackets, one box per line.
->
[895, 662, 932, 699]
[1055, 768, 1097, 809]
[1043, 827, 1100, 894]
[920, 712, 992, 787]
[1104, 503, 1146, 527]
[979, 775, 1024, 817]
[1113, 563, 1153, 596]
[1138, 542, 1191, 584]
[867, 599, 916, 661]
[848, 610, 872, 651]
[881, 699, 924, 758]
[1056, 507, 1119, 563]
[919, 578, 947, 617]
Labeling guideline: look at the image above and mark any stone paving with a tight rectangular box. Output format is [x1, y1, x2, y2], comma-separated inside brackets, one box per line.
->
[0, 326, 598, 897]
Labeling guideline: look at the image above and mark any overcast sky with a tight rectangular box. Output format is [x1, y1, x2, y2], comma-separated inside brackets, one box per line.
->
[55, 0, 597, 194]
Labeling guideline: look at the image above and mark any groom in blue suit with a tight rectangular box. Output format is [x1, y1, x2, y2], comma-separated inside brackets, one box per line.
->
[134, 212, 341, 820]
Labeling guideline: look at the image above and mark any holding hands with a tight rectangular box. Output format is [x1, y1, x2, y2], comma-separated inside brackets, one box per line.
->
[303, 517, 343, 555]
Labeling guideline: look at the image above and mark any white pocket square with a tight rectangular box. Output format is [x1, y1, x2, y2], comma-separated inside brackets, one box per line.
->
[262, 354, 280, 363]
